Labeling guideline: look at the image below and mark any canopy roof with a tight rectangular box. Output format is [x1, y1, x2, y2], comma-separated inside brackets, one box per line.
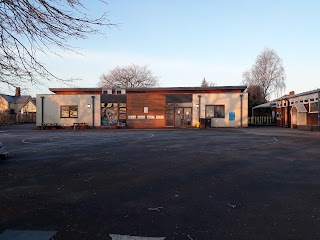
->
[293, 102, 307, 113]
[252, 102, 276, 110]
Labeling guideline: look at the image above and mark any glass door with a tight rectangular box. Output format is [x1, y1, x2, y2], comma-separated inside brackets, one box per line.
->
[174, 107, 192, 127]
[183, 107, 192, 126]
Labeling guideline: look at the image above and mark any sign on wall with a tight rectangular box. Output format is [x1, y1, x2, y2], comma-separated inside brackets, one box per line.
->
[229, 112, 235, 121]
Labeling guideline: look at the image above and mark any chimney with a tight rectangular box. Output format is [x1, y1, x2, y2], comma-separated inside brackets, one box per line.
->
[289, 91, 295, 96]
[15, 87, 21, 97]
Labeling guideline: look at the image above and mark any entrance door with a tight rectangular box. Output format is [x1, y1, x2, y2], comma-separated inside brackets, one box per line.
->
[174, 107, 192, 127]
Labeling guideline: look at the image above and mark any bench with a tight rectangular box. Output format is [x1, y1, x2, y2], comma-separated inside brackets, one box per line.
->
[73, 122, 88, 130]
[41, 123, 59, 130]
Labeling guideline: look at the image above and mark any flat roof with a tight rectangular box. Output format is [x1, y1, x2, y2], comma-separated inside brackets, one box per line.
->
[126, 86, 247, 92]
[49, 86, 247, 93]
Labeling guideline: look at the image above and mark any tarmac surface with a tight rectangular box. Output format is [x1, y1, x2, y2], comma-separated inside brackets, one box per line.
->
[0, 124, 320, 239]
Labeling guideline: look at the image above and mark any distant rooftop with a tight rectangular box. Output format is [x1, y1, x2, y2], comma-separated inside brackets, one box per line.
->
[275, 88, 320, 100]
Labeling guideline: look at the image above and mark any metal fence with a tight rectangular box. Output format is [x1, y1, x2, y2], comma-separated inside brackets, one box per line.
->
[248, 116, 275, 125]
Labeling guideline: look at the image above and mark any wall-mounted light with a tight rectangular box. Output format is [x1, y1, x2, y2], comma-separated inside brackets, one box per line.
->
[87, 104, 91, 108]
[196, 103, 199, 108]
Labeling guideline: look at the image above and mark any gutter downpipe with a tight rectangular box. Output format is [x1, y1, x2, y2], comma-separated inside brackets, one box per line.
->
[240, 93, 243, 127]
[91, 96, 95, 128]
[198, 95, 201, 123]
[286, 99, 290, 128]
[41, 96, 44, 126]
[318, 89, 320, 126]
[279, 98, 282, 127]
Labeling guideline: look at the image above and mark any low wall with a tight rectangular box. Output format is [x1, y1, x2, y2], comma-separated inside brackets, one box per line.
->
[297, 125, 320, 131]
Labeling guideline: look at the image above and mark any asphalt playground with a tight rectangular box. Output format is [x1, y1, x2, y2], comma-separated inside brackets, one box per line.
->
[0, 124, 320, 240]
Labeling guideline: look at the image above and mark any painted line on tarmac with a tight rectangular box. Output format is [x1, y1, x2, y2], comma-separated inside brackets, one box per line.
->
[110, 234, 165, 240]
[22, 138, 49, 144]
[244, 137, 278, 149]
[137, 133, 155, 140]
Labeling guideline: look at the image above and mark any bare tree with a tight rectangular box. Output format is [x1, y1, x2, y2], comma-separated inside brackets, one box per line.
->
[99, 64, 159, 88]
[243, 48, 286, 101]
[0, 0, 114, 89]
[247, 85, 266, 103]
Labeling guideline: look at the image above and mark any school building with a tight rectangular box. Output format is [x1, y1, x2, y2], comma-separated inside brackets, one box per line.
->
[36, 86, 248, 129]
[275, 89, 320, 130]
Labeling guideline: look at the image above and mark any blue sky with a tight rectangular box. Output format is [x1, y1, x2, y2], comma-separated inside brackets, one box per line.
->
[17, 0, 320, 97]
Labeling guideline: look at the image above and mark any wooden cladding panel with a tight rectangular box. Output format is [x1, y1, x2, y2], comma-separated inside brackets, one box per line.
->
[55, 91, 101, 95]
[127, 119, 166, 128]
[126, 93, 166, 128]
[308, 113, 318, 125]
[127, 93, 166, 115]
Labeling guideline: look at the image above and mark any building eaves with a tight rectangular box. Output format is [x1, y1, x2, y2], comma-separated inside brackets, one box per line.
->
[49, 86, 247, 94]
[49, 88, 102, 93]
[126, 86, 247, 92]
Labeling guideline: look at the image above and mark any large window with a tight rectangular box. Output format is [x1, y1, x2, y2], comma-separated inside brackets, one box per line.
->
[205, 105, 225, 118]
[61, 105, 78, 118]
[309, 102, 318, 113]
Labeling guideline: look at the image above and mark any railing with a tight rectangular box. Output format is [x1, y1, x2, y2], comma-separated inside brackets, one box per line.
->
[248, 116, 276, 125]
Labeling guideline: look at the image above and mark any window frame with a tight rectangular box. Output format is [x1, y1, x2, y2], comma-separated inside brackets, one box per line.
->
[205, 105, 225, 118]
[60, 105, 78, 118]
[309, 102, 318, 113]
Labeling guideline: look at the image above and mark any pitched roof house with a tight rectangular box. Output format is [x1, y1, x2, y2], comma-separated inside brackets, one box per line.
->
[0, 87, 34, 113]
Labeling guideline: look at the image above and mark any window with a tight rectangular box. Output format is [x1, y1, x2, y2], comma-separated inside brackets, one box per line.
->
[309, 102, 318, 113]
[205, 105, 214, 118]
[61, 105, 78, 118]
[205, 105, 225, 118]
